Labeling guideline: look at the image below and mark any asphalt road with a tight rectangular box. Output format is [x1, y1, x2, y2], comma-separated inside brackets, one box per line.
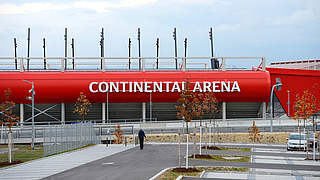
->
[43, 144, 320, 180]
[43, 144, 179, 180]
[206, 149, 308, 158]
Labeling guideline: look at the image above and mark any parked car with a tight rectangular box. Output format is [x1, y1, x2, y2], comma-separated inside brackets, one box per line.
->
[306, 133, 318, 148]
[287, 133, 307, 151]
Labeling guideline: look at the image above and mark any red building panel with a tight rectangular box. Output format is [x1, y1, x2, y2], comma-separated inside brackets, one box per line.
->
[267, 68, 320, 116]
[0, 71, 271, 104]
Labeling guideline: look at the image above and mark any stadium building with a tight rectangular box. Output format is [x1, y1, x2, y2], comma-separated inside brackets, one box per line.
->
[0, 56, 319, 125]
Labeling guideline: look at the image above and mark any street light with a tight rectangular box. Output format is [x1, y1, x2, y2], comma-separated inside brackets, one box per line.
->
[23, 80, 35, 150]
[269, 79, 282, 132]
[287, 90, 290, 117]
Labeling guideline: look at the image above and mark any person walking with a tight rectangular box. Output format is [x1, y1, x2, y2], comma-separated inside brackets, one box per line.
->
[138, 129, 146, 150]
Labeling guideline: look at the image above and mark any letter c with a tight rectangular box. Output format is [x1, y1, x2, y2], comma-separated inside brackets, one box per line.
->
[89, 82, 98, 93]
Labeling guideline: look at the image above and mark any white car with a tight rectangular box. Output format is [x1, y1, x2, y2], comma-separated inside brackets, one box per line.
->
[287, 133, 307, 151]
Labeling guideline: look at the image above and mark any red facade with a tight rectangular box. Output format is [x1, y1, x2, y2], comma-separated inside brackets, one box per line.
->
[0, 71, 271, 104]
[267, 68, 320, 116]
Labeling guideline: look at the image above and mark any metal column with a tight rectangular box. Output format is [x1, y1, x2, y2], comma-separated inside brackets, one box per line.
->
[222, 102, 226, 121]
[61, 103, 65, 124]
[20, 104, 24, 126]
[102, 103, 106, 124]
[106, 91, 109, 124]
[150, 92, 152, 121]
[262, 102, 266, 120]
[222, 58, 226, 122]
[142, 102, 146, 123]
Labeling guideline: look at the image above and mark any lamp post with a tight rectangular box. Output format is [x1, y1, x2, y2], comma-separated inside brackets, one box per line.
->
[287, 90, 290, 117]
[269, 83, 282, 132]
[23, 80, 35, 150]
[106, 90, 109, 124]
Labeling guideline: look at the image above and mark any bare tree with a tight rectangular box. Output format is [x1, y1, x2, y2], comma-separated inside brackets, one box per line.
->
[248, 121, 261, 143]
[202, 92, 219, 147]
[0, 89, 19, 163]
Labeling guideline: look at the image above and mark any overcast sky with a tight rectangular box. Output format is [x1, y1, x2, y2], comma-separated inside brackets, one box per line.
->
[0, 0, 319, 68]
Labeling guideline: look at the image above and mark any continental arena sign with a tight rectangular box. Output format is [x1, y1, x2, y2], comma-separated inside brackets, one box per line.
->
[89, 81, 241, 93]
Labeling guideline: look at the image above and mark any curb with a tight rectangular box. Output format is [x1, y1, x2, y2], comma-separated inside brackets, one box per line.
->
[149, 167, 172, 180]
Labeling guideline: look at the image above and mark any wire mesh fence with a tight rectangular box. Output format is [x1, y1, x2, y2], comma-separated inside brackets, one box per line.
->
[43, 122, 101, 156]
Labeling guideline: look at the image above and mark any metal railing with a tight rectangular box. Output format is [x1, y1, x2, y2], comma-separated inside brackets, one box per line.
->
[0, 56, 266, 71]
[43, 122, 100, 156]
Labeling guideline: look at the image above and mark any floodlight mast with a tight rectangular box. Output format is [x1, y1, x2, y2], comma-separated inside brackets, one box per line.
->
[23, 80, 35, 150]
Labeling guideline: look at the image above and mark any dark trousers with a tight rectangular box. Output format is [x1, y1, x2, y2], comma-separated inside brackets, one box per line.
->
[139, 137, 144, 149]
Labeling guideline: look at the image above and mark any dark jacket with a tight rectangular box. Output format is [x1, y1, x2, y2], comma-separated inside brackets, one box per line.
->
[138, 130, 146, 139]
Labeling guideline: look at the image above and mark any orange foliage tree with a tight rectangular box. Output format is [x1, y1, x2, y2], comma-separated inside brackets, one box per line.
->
[293, 90, 316, 131]
[113, 125, 123, 144]
[176, 82, 201, 133]
[0, 89, 19, 130]
[202, 92, 219, 120]
[73, 92, 91, 122]
[0, 89, 20, 163]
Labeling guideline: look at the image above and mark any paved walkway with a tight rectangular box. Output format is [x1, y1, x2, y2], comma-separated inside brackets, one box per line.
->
[0, 144, 134, 180]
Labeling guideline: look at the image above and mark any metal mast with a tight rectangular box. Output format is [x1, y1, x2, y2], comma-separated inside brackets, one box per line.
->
[173, 28, 178, 70]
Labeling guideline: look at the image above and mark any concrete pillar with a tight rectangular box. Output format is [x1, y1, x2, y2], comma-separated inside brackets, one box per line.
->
[222, 58, 227, 122]
[222, 102, 226, 121]
[262, 102, 266, 120]
[102, 103, 106, 124]
[61, 103, 65, 124]
[20, 104, 24, 126]
[142, 102, 146, 123]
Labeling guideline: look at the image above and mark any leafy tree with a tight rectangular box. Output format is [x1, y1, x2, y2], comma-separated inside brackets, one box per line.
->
[202, 92, 219, 119]
[73, 92, 91, 122]
[293, 90, 315, 132]
[176, 82, 200, 169]
[176, 82, 200, 133]
[293, 89, 318, 151]
[0, 89, 20, 163]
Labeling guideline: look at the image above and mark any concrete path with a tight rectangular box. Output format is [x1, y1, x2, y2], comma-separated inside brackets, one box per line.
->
[0, 144, 134, 180]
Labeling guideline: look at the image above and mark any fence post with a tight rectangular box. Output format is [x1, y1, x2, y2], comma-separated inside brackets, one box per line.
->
[55, 126, 58, 154]
[1, 124, 3, 143]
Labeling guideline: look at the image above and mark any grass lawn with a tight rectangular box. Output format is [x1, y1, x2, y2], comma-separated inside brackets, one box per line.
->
[211, 147, 251, 152]
[158, 167, 248, 180]
[0, 145, 44, 168]
[192, 154, 250, 162]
